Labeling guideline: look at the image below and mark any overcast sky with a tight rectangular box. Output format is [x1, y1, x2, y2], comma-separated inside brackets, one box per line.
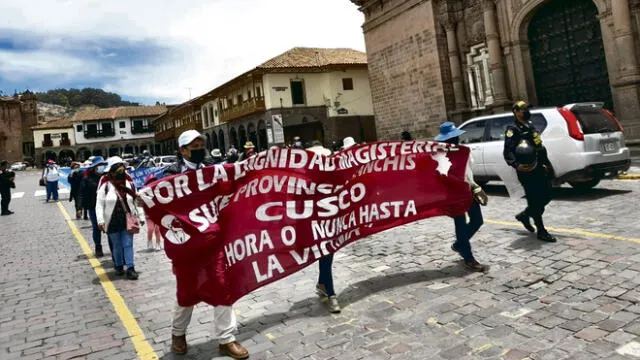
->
[0, 0, 365, 105]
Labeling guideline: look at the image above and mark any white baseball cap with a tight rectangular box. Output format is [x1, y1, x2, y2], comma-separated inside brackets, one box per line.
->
[342, 136, 357, 149]
[178, 130, 205, 147]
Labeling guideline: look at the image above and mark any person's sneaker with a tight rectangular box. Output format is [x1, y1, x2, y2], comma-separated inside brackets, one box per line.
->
[95, 249, 104, 257]
[537, 231, 557, 243]
[316, 283, 329, 297]
[328, 296, 341, 313]
[75, 210, 82, 219]
[515, 213, 536, 233]
[171, 335, 187, 355]
[219, 341, 249, 359]
[147, 241, 154, 250]
[464, 260, 489, 272]
[114, 266, 125, 276]
[126, 268, 139, 280]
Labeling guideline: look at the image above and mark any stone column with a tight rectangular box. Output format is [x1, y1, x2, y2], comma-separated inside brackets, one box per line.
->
[611, 0, 640, 79]
[445, 21, 468, 109]
[483, 0, 508, 103]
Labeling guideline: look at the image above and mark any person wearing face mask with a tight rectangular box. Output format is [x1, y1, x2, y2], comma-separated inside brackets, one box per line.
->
[165, 130, 249, 359]
[80, 156, 114, 258]
[96, 157, 144, 280]
[504, 101, 556, 243]
[435, 122, 489, 272]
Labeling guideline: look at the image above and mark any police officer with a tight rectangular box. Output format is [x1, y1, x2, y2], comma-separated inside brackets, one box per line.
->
[503, 101, 556, 242]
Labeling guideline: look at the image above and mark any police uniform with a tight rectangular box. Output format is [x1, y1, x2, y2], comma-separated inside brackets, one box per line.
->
[503, 101, 556, 242]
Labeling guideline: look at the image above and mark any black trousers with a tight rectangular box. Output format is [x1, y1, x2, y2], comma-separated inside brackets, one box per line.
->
[517, 166, 552, 222]
[0, 189, 11, 213]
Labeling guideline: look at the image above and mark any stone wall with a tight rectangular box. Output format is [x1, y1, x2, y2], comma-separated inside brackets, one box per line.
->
[0, 100, 27, 162]
[361, 0, 449, 140]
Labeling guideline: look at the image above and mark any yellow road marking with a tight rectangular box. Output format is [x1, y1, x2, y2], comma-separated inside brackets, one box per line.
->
[472, 343, 493, 354]
[617, 174, 640, 180]
[57, 202, 158, 360]
[264, 333, 275, 340]
[485, 219, 640, 244]
[384, 299, 394, 304]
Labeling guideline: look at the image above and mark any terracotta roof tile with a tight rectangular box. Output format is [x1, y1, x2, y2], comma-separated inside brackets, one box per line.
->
[72, 105, 167, 122]
[31, 117, 73, 130]
[258, 47, 367, 69]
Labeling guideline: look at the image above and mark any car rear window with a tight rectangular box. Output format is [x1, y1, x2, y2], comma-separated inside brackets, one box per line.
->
[572, 109, 618, 134]
[162, 157, 176, 163]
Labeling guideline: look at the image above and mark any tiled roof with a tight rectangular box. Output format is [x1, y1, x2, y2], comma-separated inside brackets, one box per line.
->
[258, 47, 367, 69]
[31, 117, 73, 130]
[72, 105, 167, 122]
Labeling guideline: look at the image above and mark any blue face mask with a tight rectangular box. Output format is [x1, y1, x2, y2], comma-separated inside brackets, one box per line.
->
[96, 165, 106, 174]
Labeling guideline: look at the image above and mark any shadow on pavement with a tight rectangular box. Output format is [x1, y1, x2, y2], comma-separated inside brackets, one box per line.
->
[157, 266, 472, 359]
[238, 265, 464, 333]
[483, 183, 631, 201]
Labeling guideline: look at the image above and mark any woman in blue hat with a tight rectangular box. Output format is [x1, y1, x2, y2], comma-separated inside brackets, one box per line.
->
[435, 122, 489, 272]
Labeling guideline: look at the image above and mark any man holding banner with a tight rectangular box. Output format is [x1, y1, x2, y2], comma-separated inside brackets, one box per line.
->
[165, 130, 249, 359]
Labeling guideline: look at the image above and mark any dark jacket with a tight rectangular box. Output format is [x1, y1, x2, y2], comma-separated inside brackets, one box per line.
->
[164, 158, 215, 176]
[503, 118, 550, 171]
[79, 170, 102, 210]
[68, 170, 83, 200]
[0, 169, 15, 192]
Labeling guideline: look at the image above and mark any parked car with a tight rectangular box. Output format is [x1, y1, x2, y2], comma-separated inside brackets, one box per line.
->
[156, 156, 177, 167]
[10, 162, 27, 171]
[458, 102, 630, 190]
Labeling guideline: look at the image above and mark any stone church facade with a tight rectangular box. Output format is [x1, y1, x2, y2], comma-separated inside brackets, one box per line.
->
[0, 91, 37, 163]
[350, 0, 640, 142]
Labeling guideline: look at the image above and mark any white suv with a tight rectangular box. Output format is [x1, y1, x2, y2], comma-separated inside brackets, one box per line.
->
[458, 102, 631, 190]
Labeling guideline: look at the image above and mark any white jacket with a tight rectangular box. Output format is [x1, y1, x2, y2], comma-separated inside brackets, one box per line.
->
[43, 165, 60, 182]
[95, 179, 144, 230]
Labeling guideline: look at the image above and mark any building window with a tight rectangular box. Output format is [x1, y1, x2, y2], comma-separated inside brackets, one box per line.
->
[247, 90, 252, 99]
[290, 80, 305, 105]
[256, 87, 262, 98]
[119, 121, 126, 128]
[342, 78, 354, 91]
[237, 95, 243, 104]
[102, 122, 113, 135]
[465, 44, 494, 110]
[76, 125, 82, 132]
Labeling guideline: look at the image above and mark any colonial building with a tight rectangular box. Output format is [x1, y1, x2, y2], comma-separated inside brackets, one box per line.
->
[154, 103, 199, 155]
[350, 0, 640, 142]
[33, 105, 167, 164]
[166, 47, 376, 152]
[32, 118, 76, 164]
[0, 91, 38, 162]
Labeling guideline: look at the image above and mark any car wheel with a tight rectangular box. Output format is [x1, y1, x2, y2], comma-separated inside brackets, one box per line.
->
[569, 178, 601, 190]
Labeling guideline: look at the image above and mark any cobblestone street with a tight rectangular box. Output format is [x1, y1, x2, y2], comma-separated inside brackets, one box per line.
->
[1, 170, 640, 360]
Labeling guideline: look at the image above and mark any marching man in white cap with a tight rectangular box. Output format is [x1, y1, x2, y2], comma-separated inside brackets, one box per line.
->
[165, 130, 249, 359]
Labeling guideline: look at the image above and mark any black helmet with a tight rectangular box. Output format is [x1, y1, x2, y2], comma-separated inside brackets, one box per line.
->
[515, 139, 537, 167]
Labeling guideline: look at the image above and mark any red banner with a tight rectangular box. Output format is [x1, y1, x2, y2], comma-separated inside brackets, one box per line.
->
[140, 141, 472, 306]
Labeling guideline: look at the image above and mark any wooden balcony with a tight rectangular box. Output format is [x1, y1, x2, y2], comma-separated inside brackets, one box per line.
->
[155, 128, 176, 142]
[42, 140, 53, 147]
[220, 97, 266, 123]
[60, 139, 71, 146]
[84, 128, 116, 138]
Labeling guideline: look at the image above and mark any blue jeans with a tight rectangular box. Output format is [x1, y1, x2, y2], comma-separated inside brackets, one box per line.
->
[109, 230, 134, 268]
[46, 181, 58, 201]
[453, 200, 483, 263]
[318, 255, 335, 296]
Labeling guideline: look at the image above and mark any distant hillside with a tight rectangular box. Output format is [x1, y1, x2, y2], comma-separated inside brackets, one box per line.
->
[34, 88, 139, 108]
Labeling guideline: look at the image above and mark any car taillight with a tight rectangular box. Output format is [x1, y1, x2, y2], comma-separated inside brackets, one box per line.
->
[602, 109, 624, 132]
[558, 108, 584, 140]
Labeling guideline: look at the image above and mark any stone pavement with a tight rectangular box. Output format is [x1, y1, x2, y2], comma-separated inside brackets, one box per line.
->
[1, 170, 640, 360]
